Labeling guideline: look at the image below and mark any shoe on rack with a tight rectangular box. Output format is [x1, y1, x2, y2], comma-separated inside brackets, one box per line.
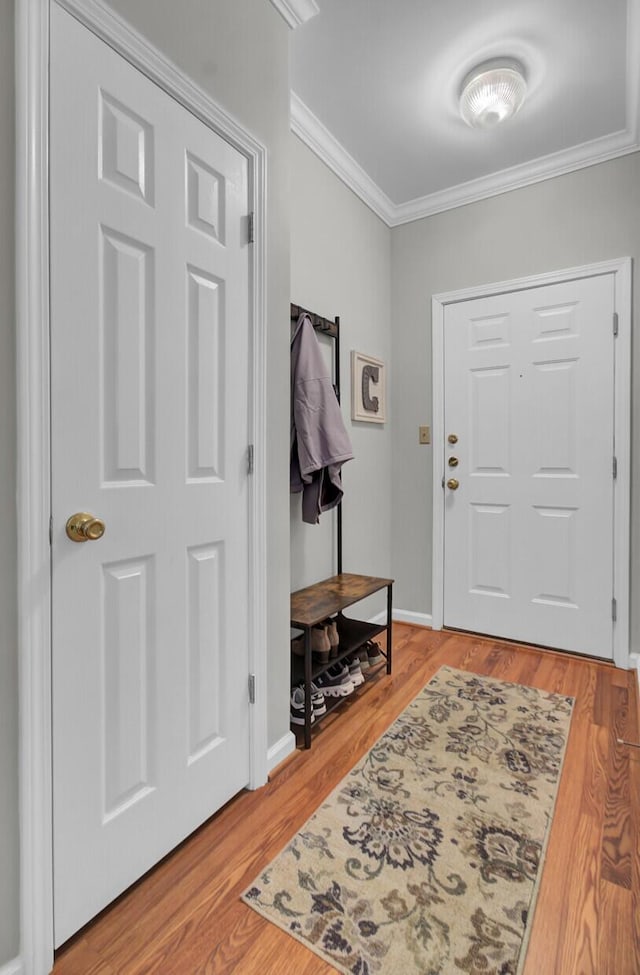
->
[326, 662, 351, 682]
[290, 686, 315, 726]
[315, 666, 355, 698]
[366, 640, 384, 667]
[356, 648, 370, 671]
[311, 625, 331, 663]
[291, 628, 331, 663]
[310, 681, 327, 716]
[346, 655, 365, 687]
[326, 618, 340, 658]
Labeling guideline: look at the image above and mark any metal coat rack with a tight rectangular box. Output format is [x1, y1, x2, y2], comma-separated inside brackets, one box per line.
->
[290, 302, 343, 574]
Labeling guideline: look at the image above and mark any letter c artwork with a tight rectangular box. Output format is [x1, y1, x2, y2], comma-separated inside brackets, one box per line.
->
[351, 351, 385, 423]
[361, 364, 379, 413]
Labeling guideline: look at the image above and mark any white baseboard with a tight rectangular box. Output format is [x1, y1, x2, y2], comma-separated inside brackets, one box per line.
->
[370, 609, 433, 628]
[267, 731, 296, 774]
[0, 956, 23, 975]
[369, 609, 432, 626]
[368, 610, 388, 626]
[393, 609, 433, 628]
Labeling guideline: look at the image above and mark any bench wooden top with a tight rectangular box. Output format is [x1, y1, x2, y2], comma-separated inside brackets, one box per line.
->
[290, 572, 393, 628]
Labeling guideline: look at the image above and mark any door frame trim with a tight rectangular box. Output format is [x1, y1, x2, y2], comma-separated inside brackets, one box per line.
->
[431, 258, 632, 669]
[16, 0, 269, 969]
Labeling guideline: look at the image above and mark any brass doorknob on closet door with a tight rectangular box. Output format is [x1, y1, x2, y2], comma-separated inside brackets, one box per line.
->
[448, 456, 459, 467]
[66, 512, 106, 542]
[447, 478, 460, 491]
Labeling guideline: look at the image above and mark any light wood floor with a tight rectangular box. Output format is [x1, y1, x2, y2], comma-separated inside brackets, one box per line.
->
[54, 624, 640, 974]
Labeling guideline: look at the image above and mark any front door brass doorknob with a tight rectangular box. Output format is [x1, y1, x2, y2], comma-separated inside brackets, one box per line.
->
[447, 478, 459, 491]
[66, 512, 106, 542]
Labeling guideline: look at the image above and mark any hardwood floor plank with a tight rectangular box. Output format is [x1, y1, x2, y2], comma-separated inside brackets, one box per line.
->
[132, 900, 264, 974]
[611, 667, 632, 689]
[482, 641, 521, 678]
[631, 751, 640, 965]
[600, 685, 632, 888]
[523, 721, 608, 975]
[556, 824, 600, 975]
[626, 672, 640, 966]
[52, 939, 115, 975]
[53, 625, 640, 975]
[531, 650, 572, 696]
[597, 881, 635, 975]
[593, 667, 613, 727]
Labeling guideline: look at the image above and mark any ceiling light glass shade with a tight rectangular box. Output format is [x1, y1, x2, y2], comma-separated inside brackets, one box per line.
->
[459, 58, 527, 129]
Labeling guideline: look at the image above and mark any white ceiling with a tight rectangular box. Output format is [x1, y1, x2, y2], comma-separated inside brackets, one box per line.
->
[286, 0, 640, 226]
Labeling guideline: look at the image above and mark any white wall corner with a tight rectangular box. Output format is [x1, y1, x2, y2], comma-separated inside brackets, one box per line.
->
[290, 92, 396, 226]
[268, 0, 319, 30]
[267, 731, 296, 774]
[627, 0, 640, 140]
[0, 956, 24, 975]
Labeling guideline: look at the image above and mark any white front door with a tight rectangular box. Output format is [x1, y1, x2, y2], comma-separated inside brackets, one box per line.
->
[51, 5, 252, 944]
[443, 274, 615, 658]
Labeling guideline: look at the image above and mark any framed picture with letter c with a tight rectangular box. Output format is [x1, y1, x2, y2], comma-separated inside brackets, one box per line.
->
[351, 351, 385, 423]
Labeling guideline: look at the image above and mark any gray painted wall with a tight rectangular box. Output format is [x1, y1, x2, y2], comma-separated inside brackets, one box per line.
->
[290, 136, 393, 619]
[390, 152, 640, 654]
[0, 0, 19, 963]
[1, 0, 290, 965]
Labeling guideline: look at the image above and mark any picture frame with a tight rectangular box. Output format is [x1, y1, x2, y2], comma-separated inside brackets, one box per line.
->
[351, 351, 385, 423]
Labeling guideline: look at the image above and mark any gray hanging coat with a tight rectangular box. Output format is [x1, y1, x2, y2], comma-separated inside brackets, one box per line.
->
[290, 313, 354, 524]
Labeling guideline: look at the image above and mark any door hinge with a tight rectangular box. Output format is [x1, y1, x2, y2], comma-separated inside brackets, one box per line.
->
[613, 455, 617, 479]
[49, 515, 53, 545]
[247, 444, 254, 475]
[248, 674, 256, 704]
[612, 597, 617, 622]
[613, 312, 619, 337]
[248, 212, 255, 244]
[441, 475, 445, 489]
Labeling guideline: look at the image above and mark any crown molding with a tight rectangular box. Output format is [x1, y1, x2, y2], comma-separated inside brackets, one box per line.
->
[291, 0, 640, 229]
[290, 92, 395, 224]
[269, 0, 319, 29]
[390, 129, 640, 226]
[292, 89, 639, 227]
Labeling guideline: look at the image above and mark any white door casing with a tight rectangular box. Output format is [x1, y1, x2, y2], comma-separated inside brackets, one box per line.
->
[17, 0, 268, 969]
[432, 260, 631, 668]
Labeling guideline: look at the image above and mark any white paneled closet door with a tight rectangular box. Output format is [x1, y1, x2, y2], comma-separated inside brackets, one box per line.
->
[443, 274, 615, 659]
[50, 5, 252, 944]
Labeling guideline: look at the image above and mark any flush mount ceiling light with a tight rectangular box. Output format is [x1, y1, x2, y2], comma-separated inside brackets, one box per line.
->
[459, 57, 527, 129]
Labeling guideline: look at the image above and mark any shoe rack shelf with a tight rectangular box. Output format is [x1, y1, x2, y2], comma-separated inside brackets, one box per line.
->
[290, 572, 393, 748]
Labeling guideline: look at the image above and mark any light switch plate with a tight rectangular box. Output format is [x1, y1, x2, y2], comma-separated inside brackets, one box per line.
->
[419, 425, 431, 445]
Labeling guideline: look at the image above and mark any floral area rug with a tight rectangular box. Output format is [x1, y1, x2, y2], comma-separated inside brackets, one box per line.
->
[242, 666, 574, 975]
